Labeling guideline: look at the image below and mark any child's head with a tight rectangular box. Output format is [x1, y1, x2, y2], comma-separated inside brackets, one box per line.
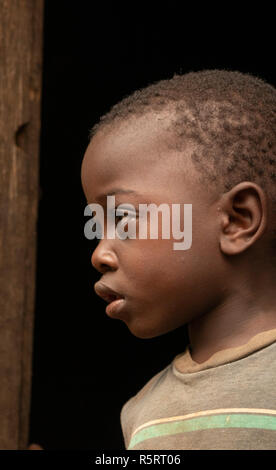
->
[81, 69, 276, 339]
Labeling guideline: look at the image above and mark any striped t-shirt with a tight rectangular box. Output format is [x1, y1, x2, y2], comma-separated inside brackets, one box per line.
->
[120, 328, 276, 450]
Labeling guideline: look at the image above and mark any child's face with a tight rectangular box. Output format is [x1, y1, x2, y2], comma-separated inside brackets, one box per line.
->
[81, 113, 226, 338]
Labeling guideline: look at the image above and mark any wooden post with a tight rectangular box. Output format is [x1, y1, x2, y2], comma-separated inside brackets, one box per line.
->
[0, 0, 44, 449]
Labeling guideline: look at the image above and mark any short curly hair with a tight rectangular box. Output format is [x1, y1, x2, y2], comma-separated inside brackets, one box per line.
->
[90, 69, 276, 235]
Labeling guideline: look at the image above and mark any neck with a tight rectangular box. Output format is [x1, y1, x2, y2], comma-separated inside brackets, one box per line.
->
[188, 271, 276, 364]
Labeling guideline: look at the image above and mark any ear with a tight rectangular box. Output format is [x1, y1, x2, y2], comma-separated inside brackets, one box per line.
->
[218, 182, 268, 256]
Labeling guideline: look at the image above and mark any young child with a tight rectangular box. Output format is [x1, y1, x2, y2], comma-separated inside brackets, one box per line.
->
[81, 70, 276, 450]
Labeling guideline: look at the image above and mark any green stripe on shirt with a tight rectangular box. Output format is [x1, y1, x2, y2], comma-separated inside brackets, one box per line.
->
[128, 413, 276, 449]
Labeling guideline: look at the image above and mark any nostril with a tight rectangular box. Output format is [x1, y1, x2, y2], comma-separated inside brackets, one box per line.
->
[91, 247, 118, 274]
[100, 263, 112, 273]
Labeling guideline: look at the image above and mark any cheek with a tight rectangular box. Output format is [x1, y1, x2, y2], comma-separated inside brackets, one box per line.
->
[117, 211, 220, 299]
[118, 238, 182, 292]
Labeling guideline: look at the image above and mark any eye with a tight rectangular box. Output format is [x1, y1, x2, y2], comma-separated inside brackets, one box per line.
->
[114, 207, 136, 226]
[115, 213, 128, 225]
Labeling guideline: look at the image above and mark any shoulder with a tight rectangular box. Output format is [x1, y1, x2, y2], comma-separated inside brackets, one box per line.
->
[120, 362, 171, 447]
[124, 363, 171, 409]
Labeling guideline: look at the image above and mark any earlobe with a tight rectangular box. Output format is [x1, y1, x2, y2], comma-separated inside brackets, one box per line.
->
[219, 182, 268, 256]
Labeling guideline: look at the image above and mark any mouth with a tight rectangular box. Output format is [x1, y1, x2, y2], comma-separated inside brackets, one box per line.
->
[94, 282, 124, 303]
[94, 282, 126, 317]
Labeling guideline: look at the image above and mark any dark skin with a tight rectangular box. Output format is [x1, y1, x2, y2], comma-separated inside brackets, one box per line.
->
[81, 111, 276, 364]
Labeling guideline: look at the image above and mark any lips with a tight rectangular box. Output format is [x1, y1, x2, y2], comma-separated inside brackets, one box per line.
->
[94, 282, 124, 304]
[94, 282, 126, 317]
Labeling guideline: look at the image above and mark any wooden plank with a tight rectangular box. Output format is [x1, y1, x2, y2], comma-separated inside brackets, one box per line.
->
[0, 0, 44, 449]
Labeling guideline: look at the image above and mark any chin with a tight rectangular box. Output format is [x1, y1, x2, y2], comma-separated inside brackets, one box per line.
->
[126, 321, 172, 339]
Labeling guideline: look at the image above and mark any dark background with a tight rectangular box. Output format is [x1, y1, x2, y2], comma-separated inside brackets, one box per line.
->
[29, 2, 275, 449]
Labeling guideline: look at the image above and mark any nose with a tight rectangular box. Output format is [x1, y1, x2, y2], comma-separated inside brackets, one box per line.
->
[91, 240, 118, 273]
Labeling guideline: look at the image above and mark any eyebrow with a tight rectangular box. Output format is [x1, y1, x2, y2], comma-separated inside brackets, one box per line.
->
[95, 188, 138, 202]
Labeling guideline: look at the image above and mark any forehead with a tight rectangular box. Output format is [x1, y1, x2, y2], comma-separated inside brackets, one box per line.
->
[81, 112, 196, 203]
